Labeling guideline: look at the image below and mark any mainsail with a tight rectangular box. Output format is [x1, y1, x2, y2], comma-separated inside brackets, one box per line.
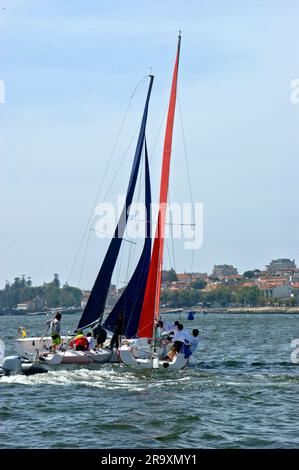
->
[103, 141, 151, 338]
[77, 75, 154, 330]
[137, 34, 181, 338]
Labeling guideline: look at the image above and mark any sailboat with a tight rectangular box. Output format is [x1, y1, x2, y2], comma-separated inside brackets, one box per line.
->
[15, 33, 190, 370]
[118, 33, 189, 369]
[15, 72, 154, 366]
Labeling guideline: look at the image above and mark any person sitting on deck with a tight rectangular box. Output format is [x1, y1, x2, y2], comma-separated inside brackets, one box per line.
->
[171, 323, 190, 353]
[165, 345, 178, 362]
[69, 331, 89, 352]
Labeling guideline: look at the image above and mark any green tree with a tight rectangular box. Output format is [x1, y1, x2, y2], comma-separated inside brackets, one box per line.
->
[162, 269, 177, 283]
[243, 269, 261, 279]
[235, 286, 262, 306]
[202, 287, 233, 306]
[191, 279, 206, 290]
[52, 273, 60, 288]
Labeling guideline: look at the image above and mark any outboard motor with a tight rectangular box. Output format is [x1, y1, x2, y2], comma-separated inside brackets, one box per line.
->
[0, 341, 47, 377]
[1, 356, 22, 375]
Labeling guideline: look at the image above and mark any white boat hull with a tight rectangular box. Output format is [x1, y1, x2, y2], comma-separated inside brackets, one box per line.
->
[119, 344, 189, 370]
[15, 337, 119, 365]
[40, 349, 117, 366]
[15, 336, 70, 359]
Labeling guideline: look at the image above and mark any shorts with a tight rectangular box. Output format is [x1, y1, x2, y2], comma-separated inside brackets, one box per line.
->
[51, 334, 62, 346]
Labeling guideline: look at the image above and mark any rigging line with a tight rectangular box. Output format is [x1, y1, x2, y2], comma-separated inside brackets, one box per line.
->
[89, 229, 136, 244]
[127, 217, 195, 226]
[137, 100, 169, 196]
[124, 145, 144, 284]
[97, 123, 140, 213]
[123, 157, 142, 286]
[115, 139, 144, 290]
[148, 100, 168, 163]
[77, 229, 92, 288]
[168, 186, 177, 273]
[77, 134, 140, 289]
[75, 122, 140, 289]
[89, 121, 139, 290]
[115, 236, 125, 288]
[178, 92, 196, 274]
[165, 237, 173, 270]
[67, 75, 148, 284]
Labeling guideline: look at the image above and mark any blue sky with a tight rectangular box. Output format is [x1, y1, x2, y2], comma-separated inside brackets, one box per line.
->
[1, 0, 299, 289]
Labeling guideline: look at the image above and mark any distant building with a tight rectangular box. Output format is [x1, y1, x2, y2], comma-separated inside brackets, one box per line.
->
[187, 272, 208, 281]
[16, 303, 30, 311]
[271, 285, 292, 299]
[266, 259, 297, 277]
[16, 300, 33, 311]
[212, 264, 238, 279]
[222, 274, 243, 285]
[259, 279, 291, 299]
[171, 273, 193, 289]
[291, 283, 299, 300]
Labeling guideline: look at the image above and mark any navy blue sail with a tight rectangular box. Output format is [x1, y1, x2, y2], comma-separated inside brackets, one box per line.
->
[77, 76, 154, 330]
[103, 141, 151, 338]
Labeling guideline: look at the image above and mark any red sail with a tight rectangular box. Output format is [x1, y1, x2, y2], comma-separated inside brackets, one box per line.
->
[137, 34, 181, 338]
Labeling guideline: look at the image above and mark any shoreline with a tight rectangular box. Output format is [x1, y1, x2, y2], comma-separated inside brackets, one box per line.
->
[1, 306, 299, 317]
[159, 306, 299, 315]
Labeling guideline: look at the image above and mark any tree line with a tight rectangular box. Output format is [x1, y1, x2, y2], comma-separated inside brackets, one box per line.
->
[0, 274, 82, 312]
[160, 285, 298, 308]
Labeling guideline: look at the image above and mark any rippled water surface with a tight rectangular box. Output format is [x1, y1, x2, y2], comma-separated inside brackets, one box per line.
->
[1, 313, 298, 448]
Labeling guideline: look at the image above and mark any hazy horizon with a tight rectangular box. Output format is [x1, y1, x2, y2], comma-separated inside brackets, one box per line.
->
[1, 1, 299, 290]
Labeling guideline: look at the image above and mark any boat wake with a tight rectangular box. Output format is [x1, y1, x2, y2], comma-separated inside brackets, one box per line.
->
[0, 364, 192, 390]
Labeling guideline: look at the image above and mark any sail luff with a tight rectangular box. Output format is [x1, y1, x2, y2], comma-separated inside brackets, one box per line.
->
[77, 76, 154, 330]
[137, 35, 181, 338]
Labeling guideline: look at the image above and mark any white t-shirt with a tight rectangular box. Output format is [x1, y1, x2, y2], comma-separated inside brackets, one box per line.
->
[164, 323, 179, 334]
[172, 329, 190, 344]
[47, 319, 61, 335]
[189, 336, 200, 353]
[87, 337, 96, 349]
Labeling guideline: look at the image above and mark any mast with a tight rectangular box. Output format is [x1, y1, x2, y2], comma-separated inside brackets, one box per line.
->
[77, 75, 154, 331]
[137, 33, 181, 338]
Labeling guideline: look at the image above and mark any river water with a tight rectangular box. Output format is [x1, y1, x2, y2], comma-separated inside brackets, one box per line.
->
[0, 313, 298, 448]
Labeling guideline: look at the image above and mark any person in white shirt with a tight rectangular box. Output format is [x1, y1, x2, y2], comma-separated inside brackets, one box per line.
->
[172, 323, 190, 353]
[164, 320, 180, 340]
[87, 332, 96, 350]
[46, 312, 62, 353]
[155, 320, 164, 338]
